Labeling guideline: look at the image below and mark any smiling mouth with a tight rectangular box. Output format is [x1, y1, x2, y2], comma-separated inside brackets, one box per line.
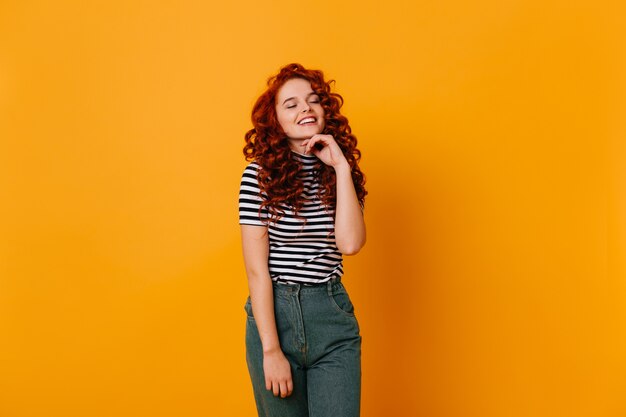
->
[298, 117, 316, 125]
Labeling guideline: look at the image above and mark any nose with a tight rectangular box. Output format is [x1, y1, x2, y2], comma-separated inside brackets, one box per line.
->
[301, 102, 311, 112]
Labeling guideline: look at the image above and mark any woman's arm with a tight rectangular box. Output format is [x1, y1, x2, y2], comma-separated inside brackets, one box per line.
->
[240, 224, 293, 398]
[301, 134, 366, 255]
[333, 161, 366, 255]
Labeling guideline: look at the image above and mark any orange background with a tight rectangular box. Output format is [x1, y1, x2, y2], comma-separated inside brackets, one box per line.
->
[1, 1, 625, 416]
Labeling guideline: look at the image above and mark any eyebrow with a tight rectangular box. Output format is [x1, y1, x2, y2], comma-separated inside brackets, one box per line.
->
[282, 92, 318, 105]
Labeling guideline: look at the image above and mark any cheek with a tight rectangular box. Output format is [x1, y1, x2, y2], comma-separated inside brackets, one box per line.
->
[275, 110, 291, 131]
[315, 107, 325, 120]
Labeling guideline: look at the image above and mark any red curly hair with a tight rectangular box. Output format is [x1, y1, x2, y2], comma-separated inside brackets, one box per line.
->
[243, 63, 367, 224]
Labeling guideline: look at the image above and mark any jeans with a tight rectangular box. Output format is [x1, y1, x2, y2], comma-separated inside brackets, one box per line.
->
[244, 276, 362, 417]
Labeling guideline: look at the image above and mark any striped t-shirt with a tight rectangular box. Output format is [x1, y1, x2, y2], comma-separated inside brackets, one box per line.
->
[238, 150, 344, 285]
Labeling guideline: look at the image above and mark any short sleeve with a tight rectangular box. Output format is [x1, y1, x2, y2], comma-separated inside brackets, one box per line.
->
[238, 162, 269, 226]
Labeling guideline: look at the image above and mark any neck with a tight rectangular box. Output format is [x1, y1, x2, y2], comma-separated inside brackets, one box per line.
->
[290, 149, 318, 165]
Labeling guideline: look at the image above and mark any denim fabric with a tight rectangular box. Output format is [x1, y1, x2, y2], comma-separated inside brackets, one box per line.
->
[244, 277, 362, 417]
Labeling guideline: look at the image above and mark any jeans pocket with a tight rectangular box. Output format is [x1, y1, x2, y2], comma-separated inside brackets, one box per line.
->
[328, 286, 356, 317]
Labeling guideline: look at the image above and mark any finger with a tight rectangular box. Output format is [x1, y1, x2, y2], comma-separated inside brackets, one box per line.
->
[265, 377, 271, 391]
[287, 379, 294, 396]
[310, 134, 330, 143]
[307, 134, 333, 151]
[304, 137, 319, 153]
[272, 381, 280, 397]
[306, 134, 327, 146]
[279, 381, 288, 398]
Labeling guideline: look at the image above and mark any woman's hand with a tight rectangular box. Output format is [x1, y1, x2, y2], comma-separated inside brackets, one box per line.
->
[263, 348, 293, 398]
[301, 134, 348, 169]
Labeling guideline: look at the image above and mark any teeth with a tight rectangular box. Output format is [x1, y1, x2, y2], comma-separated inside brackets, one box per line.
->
[298, 117, 315, 125]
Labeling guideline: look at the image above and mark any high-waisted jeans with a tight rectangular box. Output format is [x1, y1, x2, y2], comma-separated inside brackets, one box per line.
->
[244, 276, 362, 417]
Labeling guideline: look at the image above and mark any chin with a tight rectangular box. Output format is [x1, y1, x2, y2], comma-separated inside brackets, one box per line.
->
[291, 130, 321, 139]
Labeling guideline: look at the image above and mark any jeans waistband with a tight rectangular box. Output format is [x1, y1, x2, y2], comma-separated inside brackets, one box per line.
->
[272, 275, 343, 295]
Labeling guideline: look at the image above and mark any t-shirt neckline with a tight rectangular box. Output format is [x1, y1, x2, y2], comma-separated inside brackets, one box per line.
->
[290, 149, 318, 160]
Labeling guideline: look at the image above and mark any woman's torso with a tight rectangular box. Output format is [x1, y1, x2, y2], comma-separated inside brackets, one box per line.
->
[238, 150, 343, 285]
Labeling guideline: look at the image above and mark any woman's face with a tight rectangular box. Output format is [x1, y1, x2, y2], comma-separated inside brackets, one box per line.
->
[275, 78, 325, 143]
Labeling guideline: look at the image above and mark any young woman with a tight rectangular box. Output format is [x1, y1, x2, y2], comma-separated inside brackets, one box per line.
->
[238, 63, 367, 417]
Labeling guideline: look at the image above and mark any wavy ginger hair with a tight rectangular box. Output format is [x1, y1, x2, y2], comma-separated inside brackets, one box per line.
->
[243, 63, 367, 224]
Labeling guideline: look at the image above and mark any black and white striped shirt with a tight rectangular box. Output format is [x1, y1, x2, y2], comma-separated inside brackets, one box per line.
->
[238, 150, 344, 285]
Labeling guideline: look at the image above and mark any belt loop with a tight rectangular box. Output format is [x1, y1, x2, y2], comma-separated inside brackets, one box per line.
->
[326, 278, 333, 296]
